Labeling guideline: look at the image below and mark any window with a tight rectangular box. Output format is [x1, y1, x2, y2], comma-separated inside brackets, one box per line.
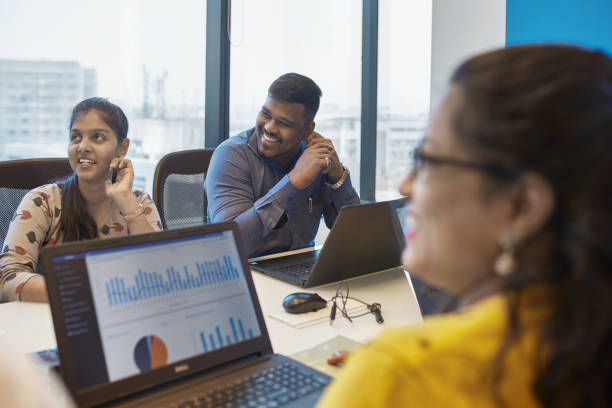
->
[229, 0, 363, 192]
[376, 0, 431, 200]
[0, 0, 206, 194]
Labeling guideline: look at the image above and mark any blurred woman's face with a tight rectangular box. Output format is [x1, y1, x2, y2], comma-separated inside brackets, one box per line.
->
[399, 85, 514, 295]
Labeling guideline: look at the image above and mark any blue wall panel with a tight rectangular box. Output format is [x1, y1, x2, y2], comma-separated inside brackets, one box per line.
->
[506, 0, 612, 56]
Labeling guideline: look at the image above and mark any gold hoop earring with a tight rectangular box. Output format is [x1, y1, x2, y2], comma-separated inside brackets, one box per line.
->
[494, 233, 517, 276]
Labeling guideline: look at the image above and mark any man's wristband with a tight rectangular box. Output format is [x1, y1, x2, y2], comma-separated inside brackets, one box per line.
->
[327, 164, 349, 190]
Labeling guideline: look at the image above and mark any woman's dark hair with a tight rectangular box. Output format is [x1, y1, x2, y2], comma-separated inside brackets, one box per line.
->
[450, 45, 612, 407]
[268, 73, 322, 124]
[57, 97, 129, 242]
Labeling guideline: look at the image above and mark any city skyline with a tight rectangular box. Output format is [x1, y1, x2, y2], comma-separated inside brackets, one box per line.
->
[0, 55, 426, 198]
[0, 0, 431, 198]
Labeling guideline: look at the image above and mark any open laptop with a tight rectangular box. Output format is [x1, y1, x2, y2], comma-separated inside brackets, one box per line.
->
[387, 198, 458, 315]
[249, 201, 405, 288]
[40, 222, 331, 408]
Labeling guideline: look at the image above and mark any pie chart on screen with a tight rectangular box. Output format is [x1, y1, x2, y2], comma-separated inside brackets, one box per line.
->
[134, 335, 168, 372]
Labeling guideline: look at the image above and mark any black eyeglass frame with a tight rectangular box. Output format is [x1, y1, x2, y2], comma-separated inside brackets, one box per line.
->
[410, 145, 523, 181]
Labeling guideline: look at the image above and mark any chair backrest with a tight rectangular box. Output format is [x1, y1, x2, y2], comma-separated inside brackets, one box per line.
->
[152, 149, 214, 230]
[0, 158, 73, 245]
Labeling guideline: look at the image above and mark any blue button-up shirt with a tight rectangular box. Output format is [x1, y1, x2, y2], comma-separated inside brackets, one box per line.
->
[204, 128, 360, 257]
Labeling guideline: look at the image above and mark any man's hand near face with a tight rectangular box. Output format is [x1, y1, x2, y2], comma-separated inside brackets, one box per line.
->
[306, 132, 344, 183]
[288, 131, 344, 190]
[205, 73, 360, 258]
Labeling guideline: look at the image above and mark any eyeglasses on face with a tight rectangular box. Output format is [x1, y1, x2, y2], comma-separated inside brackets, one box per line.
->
[410, 145, 521, 181]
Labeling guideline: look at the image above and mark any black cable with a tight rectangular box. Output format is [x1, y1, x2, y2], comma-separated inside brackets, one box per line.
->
[327, 282, 384, 324]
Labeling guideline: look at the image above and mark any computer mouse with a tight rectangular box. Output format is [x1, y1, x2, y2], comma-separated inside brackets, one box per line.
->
[282, 292, 327, 314]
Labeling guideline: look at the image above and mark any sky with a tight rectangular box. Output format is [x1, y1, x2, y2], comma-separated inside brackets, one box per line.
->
[0, 0, 431, 116]
[0, 0, 206, 111]
[230, 0, 431, 117]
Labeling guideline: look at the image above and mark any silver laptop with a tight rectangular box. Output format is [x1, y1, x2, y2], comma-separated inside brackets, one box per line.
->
[41, 223, 330, 408]
[249, 201, 405, 287]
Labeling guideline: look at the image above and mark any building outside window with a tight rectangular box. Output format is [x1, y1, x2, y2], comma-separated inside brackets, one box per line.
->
[1, 0, 432, 200]
[229, 0, 363, 192]
[0, 0, 206, 194]
[376, 0, 432, 200]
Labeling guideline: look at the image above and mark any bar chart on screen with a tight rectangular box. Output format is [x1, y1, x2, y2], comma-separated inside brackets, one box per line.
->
[102, 301, 262, 382]
[83, 231, 263, 382]
[86, 232, 250, 329]
[197, 316, 255, 352]
[90, 258, 245, 329]
[102, 256, 240, 307]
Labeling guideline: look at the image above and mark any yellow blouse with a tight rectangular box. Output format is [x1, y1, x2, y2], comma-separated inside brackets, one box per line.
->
[317, 294, 543, 408]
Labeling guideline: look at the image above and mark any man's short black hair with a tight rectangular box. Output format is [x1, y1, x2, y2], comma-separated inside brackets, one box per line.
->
[268, 73, 322, 124]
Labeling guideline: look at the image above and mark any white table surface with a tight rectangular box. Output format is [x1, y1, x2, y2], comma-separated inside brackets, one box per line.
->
[252, 267, 422, 355]
[0, 255, 423, 357]
[0, 300, 57, 354]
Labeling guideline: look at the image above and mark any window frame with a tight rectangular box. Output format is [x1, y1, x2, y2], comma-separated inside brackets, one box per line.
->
[204, 0, 381, 200]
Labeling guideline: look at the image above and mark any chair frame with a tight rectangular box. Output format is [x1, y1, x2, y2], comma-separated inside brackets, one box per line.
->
[0, 158, 73, 246]
[0, 158, 73, 189]
[152, 149, 214, 230]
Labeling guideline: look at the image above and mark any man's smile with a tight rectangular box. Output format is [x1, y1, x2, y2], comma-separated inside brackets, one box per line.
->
[261, 129, 281, 143]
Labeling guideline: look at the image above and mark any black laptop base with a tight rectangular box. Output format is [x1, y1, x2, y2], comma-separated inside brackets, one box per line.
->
[250, 251, 318, 287]
[108, 354, 330, 408]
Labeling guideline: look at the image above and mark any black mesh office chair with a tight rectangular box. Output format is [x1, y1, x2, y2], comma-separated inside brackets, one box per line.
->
[0, 158, 73, 245]
[153, 149, 215, 230]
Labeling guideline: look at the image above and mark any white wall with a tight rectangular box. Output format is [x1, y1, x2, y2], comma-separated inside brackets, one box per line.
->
[430, 0, 506, 113]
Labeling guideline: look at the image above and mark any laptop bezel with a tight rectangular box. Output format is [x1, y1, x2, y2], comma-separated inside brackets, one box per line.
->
[41, 222, 274, 408]
[386, 197, 409, 247]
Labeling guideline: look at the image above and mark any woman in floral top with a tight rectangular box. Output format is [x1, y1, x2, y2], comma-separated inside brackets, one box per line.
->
[0, 98, 162, 302]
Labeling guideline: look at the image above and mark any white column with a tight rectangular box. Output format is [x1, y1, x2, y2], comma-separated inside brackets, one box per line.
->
[430, 0, 507, 113]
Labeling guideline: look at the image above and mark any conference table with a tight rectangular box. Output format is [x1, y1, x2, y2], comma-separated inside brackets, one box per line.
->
[0, 248, 423, 366]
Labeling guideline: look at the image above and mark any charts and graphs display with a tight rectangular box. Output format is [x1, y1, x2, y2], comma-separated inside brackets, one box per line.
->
[86, 230, 262, 382]
[134, 335, 168, 371]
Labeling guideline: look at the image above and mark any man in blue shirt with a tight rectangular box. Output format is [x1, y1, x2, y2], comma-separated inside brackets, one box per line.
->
[205, 73, 360, 257]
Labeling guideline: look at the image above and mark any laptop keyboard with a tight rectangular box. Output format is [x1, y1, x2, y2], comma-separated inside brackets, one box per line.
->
[268, 263, 314, 278]
[169, 362, 330, 408]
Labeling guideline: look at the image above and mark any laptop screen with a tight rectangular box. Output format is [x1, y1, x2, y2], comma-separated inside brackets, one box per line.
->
[48, 228, 263, 392]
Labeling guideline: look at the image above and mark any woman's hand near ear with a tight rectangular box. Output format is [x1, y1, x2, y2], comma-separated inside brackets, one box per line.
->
[105, 158, 139, 216]
[106, 158, 154, 234]
[105, 158, 134, 199]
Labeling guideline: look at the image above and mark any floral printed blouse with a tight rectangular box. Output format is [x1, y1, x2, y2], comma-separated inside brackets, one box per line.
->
[0, 184, 162, 302]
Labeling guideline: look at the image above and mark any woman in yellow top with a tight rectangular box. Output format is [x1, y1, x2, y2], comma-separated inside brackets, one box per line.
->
[318, 45, 611, 408]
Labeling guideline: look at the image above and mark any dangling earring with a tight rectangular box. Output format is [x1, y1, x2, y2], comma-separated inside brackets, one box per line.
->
[494, 232, 517, 276]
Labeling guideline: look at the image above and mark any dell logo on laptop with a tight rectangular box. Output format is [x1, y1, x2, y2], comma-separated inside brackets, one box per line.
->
[174, 364, 189, 373]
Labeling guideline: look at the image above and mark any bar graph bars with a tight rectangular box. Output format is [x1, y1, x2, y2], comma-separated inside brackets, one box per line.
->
[199, 317, 255, 352]
[104, 256, 239, 306]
